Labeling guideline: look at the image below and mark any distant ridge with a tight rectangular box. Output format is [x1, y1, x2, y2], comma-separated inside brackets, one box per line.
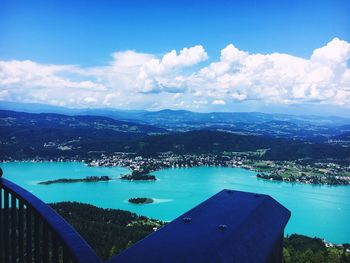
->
[0, 110, 349, 161]
[1, 101, 349, 126]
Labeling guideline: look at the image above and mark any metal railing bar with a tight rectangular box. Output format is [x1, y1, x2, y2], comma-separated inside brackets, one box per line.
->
[52, 234, 59, 263]
[63, 246, 71, 263]
[4, 189, 10, 263]
[0, 188, 3, 262]
[11, 195, 17, 263]
[26, 205, 33, 263]
[18, 199, 24, 263]
[34, 213, 40, 263]
[42, 222, 49, 263]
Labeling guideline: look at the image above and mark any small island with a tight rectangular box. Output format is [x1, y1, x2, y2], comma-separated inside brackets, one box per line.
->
[121, 169, 157, 181]
[128, 197, 154, 204]
[38, 175, 110, 185]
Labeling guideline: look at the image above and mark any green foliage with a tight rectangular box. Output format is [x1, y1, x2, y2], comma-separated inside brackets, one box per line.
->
[283, 234, 350, 263]
[121, 170, 157, 181]
[50, 202, 163, 261]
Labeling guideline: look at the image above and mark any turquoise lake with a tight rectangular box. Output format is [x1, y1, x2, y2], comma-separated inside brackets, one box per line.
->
[1, 162, 350, 244]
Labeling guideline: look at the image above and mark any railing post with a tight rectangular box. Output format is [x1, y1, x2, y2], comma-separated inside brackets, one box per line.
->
[4, 188, 10, 262]
[26, 206, 33, 263]
[18, 199, 24, 263]
[11, 192, 17, 263]
[0, 167, 3, 263]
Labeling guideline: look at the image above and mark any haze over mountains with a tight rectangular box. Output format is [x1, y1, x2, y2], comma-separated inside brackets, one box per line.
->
[2, 101, 349, 125]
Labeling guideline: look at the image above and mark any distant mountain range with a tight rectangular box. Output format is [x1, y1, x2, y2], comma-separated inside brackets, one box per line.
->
[1, 100, 350, 141]
[1, 100, 349, 125]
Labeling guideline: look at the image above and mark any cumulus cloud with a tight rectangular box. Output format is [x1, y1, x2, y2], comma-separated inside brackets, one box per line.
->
[136, 45, 208, 94]
[0, 60, 104, 90]
[0, 38, 349, 110]
[192, 37, 350, 106]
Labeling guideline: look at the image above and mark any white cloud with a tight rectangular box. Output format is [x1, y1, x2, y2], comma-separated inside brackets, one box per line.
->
[157, 45, 208, 71]
[0, 39, 349, 110]
[0, 60, 104, 90]
[212, 99, 226, 105]
[192, 38, 350, 106]
[136, 45, 208, 93]
[311, 37, 350, 65]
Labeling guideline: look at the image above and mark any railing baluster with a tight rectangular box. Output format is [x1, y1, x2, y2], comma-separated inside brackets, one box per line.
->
[26, 206, 33, 263]
[52, 234, 59, 263]
[42, 222, 49, 263]
[18, 200, 24, 263]
[11, 195, 17, 263]
[34, 214, 40, 263]
[63, 246, 70, 263]
[0, 188, 3, 263]
[4, 189, 10, 263]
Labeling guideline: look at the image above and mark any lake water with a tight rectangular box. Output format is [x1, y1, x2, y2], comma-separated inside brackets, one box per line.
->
[1, 162, 350, 244]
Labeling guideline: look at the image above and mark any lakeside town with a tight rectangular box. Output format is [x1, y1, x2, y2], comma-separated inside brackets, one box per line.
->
[84, 152, 350, 186]
[2, 151, 350, 185]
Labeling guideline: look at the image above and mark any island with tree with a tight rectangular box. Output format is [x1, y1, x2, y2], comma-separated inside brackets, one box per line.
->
[120, 168, 157, 181]
[128, 197, 154, 204]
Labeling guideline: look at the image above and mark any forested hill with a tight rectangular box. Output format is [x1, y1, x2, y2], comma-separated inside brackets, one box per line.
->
[125, 130, 350, 161]
[0, 110, 166, 159]
[50, 202, 163, 260]
[1, 110, 349, 161]
[0, 110, 166, 134]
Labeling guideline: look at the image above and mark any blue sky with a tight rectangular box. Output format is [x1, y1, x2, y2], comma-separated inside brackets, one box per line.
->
[0, 0, 350, 115]
[1, 0, 349, 64]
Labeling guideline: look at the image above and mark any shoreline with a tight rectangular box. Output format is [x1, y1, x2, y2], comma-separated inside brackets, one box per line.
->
[1, 155, 350, 186]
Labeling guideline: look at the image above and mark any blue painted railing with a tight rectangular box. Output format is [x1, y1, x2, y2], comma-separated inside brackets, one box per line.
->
[0, 167, 291, 263]
[0, 168, 101, 263]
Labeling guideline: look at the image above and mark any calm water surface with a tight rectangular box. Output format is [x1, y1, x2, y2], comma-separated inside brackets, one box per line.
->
[2, 162, 349, 243]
